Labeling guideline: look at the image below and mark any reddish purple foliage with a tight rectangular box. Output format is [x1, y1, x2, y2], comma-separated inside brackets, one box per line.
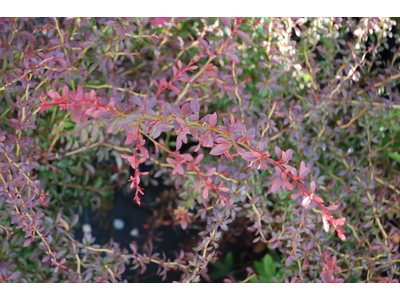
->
[0, 17, 400, 283]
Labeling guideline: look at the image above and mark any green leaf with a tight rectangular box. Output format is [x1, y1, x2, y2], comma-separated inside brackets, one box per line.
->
[84, 162, 96, 176]
[94, 176, 103, 189]
[254, 261, 265, 275]
[250, 276, 259, 283]
[209, 271, 223, 280]
[254, 254, 276, 279]
[262, 254, 276, 277]
[69, 165, 84, 176]
[224, 252, 233, 271]
[213, 260, 223, 269]
[183, 180, 191, 189]
[63, 121, 75, 129]
[113, 150, 123, 171]
[250, 274, 273, 283]
[260, 275, 273, 283]
[2, 59, 7, 70]
[388, 152, 400, 163]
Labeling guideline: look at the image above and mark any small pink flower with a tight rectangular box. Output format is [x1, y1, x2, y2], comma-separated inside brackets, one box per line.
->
[322, 215, 330, 232]
[128, 175, 136, 189]
[335, 218, 345, 226]
[302, 195, 312, 209]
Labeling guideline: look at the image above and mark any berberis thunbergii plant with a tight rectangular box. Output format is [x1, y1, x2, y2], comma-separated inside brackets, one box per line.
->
[0, 17, 399, 283]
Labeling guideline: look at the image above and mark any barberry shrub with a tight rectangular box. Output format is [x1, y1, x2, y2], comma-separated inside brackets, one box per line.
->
[0, 17, 400, 283]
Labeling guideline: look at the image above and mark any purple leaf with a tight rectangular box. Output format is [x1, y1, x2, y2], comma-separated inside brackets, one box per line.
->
[205, 167, 216, 177]
[226, 53, 240, 64]
[210, 147, 225, 156]
[221, 17, 231, 29]
[235, 31, 250, 43]
[23, 239, 32, 247]
[270, 180, 282, 192]
[8, 271, 21, 280]
[209, 112, 217, 127]
[198, 38, 208, 49]
[241, 152, 261, 161]
[190, 99, 200, 113]
[286, 255, 294, 266]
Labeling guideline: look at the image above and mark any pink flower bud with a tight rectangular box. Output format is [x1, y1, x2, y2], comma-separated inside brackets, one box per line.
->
[322, 215, 330, 232]
[302, 196, 311, 209]
[335, 218, 345, 226]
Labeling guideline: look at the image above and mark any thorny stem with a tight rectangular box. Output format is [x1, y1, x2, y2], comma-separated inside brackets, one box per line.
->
[133, 122, 143, 204]
[15, 74, 32, 156]
[202, 228, 216, 258]
[261, 100, 276, 138]
[131, 254, 189, 269]
[175, 18, 243, 104]
[86, 246, 188, 270]
[47, 113, 70, 153]
[53, 17, 67, 54]
[85, 84, 146, 97]
[0, 224, 13, 239]
[0, 161, 68, 269]
[303, 43, 317, 90]
[45, 92, 344, 237]
[175, 55, 214, 104]
[142, 130, 229, 205]
[155, 57, 201, 98]
[4, 152, 41, 196]
[246, 192, 266, 242]
[72, 243, 82, 279]
[0, 56, 55, 92]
